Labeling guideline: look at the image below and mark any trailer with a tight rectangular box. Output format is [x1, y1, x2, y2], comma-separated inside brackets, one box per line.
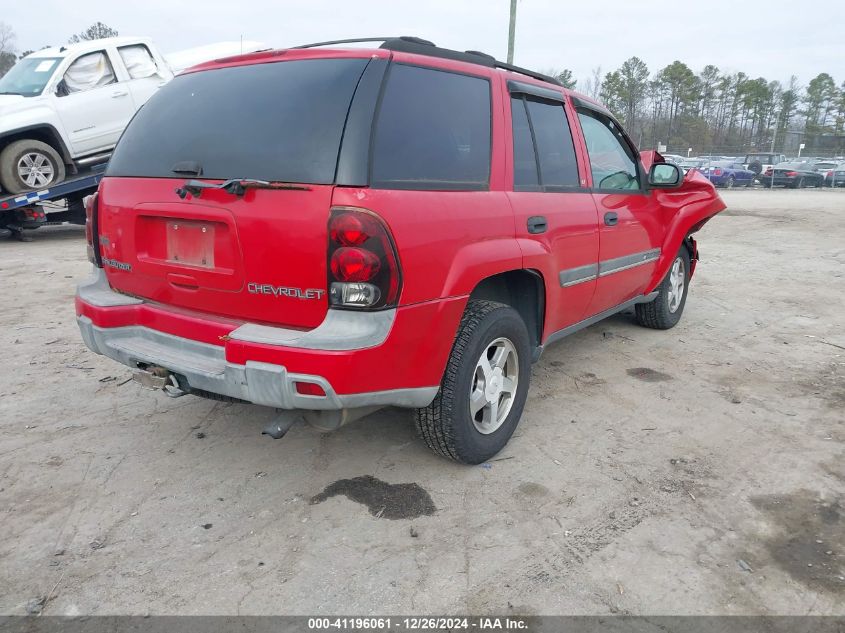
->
[0, 164, 105, 240]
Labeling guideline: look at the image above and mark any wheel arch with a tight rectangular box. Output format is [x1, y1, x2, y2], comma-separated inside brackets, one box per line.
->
[647, 184, 726, 291]
[468, 269, 545, 355]
[0, 125, 74, 168]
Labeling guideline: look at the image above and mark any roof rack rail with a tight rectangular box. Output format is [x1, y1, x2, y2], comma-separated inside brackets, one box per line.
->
[492, 61, 562, 87]
[290, 36, 563, 87]
[291, 37, 407, 49]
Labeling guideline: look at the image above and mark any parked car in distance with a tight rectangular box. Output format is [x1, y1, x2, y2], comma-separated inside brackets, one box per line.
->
[661, 153, 685, 165]
[701, 160, 755, 188]
[743, 153, 786, 178]
[75, 36, 726, 464]
[678, 158, 709, 174]
[0, 36, 265, 195]
[764, 161, 825, 188]
[811, 160, 838, 172]
[823, 163, 845, 187]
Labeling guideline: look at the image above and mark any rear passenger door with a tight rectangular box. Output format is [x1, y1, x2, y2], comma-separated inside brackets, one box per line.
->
[506, 83, 600, 334]
[574, 105, 665, 316]
[117, 44, 167, 109]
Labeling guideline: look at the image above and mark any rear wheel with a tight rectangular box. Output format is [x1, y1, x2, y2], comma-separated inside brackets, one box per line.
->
[0, 140, 66, 194]
[414, 300, 531, 464]
[635, 247, 690, 330]
[725, 175, 735, 189]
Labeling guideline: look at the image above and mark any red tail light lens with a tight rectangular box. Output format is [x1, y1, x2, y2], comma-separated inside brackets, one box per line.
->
[713, 168, 723, 176]
[764, 168, 773, 176]
[84, 192, 102, 267]
[786, 171, 798, 177]
[329, 213, 371, 246]
[327, 208, 401, 310]
[330, 247, 381, 282]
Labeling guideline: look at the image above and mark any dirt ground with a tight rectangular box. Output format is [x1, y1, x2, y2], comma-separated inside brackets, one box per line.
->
[0, 189, 843, 616]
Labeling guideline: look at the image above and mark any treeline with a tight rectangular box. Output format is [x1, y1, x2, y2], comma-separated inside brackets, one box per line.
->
[555, 59, 845, 156]
[4, 20, 842, 156]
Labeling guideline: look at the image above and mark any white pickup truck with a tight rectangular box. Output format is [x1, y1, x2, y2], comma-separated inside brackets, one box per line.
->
[0, 36, 265, 194]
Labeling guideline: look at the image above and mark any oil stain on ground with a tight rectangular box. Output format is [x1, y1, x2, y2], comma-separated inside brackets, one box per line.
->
[627, 367, 673, 382]
[750, 491, 844, 593]
[310, 475, 436, 520]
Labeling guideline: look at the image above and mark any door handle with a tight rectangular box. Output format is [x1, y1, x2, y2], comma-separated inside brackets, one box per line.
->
[111, 91, 129, 98]
[604, 212, 618, 226]
[527, 216, 547, 234]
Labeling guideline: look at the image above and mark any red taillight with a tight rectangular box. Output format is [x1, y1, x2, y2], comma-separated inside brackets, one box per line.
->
[329, 213, 371, 246]
[294, 381, 326, 397]
[713, 168, 723, 176]
[84, 192, 102, 267]
[785, 171, 798, 177]
[331, 247, 381, 282]
[327, 208, 401, 310]
[764, 168, 773, 176]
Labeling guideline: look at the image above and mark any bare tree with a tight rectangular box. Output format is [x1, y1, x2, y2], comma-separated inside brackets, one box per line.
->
[0, 21, 15, 51]
[581, 66, 603, 99]
[0, 21, 17, 78]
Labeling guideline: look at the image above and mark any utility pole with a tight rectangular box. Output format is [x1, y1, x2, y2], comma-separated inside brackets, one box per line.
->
[507, 0, 517, 64]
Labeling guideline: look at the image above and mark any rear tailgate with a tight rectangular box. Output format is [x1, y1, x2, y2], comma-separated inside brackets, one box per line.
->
[97, 54, 374, 330]
[97, 178, 332, 329]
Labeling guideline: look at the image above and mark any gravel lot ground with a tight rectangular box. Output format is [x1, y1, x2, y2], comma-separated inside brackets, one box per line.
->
[0, 189, 843, 616]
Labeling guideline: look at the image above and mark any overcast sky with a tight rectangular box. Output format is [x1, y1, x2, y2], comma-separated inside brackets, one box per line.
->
[5, 0, 844, 87]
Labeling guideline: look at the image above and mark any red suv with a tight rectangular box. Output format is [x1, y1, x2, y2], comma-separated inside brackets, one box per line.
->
[76, 37, 725, 464]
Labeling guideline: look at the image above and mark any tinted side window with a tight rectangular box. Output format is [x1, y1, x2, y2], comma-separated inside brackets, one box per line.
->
[510, 96, 579, 191]
[577, 110, 640, 190]
[525, 99, 579, 189]
[511, 96, 539, 188]
[371, 64, 491, 190]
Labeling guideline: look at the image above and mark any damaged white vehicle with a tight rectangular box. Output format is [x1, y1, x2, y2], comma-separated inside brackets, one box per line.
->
[0, 36, 265, 194]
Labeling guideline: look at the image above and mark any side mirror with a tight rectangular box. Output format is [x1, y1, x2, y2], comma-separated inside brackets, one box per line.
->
[55, 79, 69, 97]
[648, 163, 682, 188]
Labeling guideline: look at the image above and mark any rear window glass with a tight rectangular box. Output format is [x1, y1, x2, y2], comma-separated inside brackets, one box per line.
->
[370, 64, 491, 190]
[107, 58, 369, 183]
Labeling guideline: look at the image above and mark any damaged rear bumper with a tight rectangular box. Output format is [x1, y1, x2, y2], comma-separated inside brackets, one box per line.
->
[75, 268, 451, 414]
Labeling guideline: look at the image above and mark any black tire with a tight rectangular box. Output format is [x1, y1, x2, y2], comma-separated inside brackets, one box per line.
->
[0, 139, 66, 194]
[748, 160, 763, 175]
[414, 300, 531, 464]
[635, 247, 691, 330]
[725, 175, 735, 189]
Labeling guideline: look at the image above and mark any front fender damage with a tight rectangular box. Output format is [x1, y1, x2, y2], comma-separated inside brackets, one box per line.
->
[648, 170, 726, 290]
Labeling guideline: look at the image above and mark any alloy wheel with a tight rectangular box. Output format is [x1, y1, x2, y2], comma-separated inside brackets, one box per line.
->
[470, 337, 519, 434]
[667, 257, 685, 313]
[17, 152, 56, 188]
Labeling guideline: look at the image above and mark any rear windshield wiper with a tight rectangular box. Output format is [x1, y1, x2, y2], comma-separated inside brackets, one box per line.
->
[175, 178, 312, 199]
